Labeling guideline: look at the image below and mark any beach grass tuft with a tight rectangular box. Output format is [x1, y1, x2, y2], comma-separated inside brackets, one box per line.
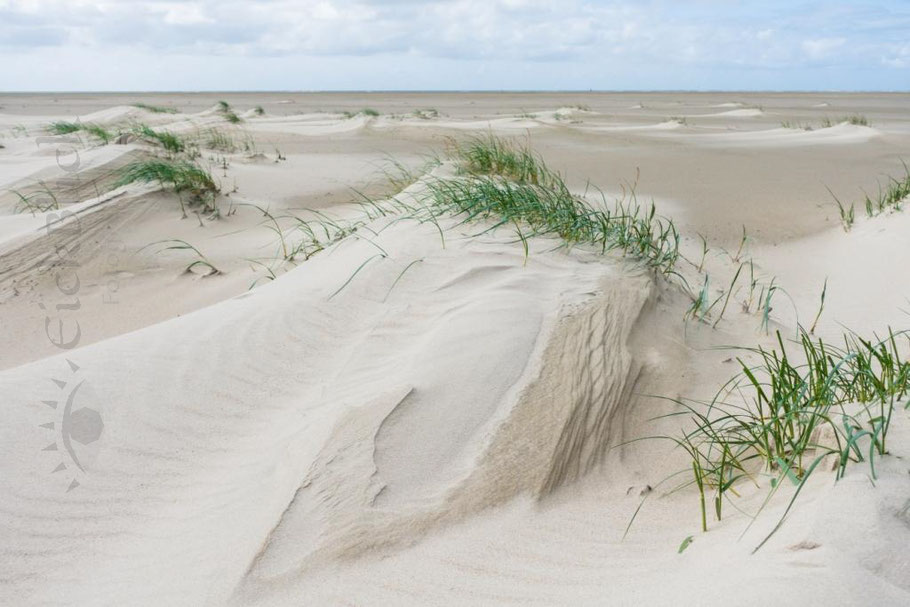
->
[447, 134, 560, 187]
[133, 102, 178, 114]
[636, 326, 910, 547]
[342, 108, 381, 119]
[132, 124, 185, 155]
[420, 139, 680, 274]
[46, 120, 112, 143]
[118, 157, 219, 216]
[12, 183, 59, 214]
[828, 162, 910, 229]
[142, 239, 221, 276]
[47, 121, 82, 135]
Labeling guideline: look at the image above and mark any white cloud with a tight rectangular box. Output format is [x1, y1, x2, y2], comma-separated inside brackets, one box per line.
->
[802, 37, 846, 60]
[0, 0, 907, 89]
[882, 42, 910, 68]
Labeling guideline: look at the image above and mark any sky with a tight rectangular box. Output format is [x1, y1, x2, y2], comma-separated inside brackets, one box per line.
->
[0, 0, 908, 91]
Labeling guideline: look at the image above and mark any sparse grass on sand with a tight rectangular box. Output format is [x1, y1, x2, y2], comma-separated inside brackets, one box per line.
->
[132, 102, 178, 114]
[631, 326, 910, 550]
[823, 115, 870, 127]
[12, 183, 59, 214]
[197, 128, 237, 152]
[829, 162, 910, 229]
[131, 124, 185, 155]
[368, 135, 681, 275]
[48, 121, 82, 135]
[342, 108, 381, 119]
[118, 157, 219, 216]
[419, 177, 679, 274]
[141, 239, 220, 276]
[781, 115, 871, 131]
[780, 120, 813, 131]
[447, 134, 560, 187]
[215, 100, 243, 124]
[47, 121, 112, 143]
[82, 124, 113, 144]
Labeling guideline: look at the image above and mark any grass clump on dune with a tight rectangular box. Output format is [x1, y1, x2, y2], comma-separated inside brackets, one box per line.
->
[780, 120, 813, 131]
[48, 121, 82, 135]
[12, 183, 59, 214]
[118, 157, 219, 217]
[447, 134, 560, 187]
[421, 177, 680, 274]
[782, 115, 871, 131]
[342, 108, 381, 119]
[640, 327, 910, 548]
[82, 123, 113, 144]
[46, 121, 112, 143]
[828, 162, 910, 230]
[215, 100, 243, 124]
[821, 115, 871, 128]
[132, 124, 185, 155]
[370, 135, 681, 275]
[199, 128, 237, 152]
[133, 102, 178, 114]
[865, 163, 910, 215]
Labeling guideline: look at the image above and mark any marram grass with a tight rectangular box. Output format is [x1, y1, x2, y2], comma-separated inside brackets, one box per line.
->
[117, 157, 219, 216]
[447, 134, 560, 187]
[132, 124, 185, 155]
[133, 102, 178, 114]
[631, 326, 910, 550]
[46, 121, 112, 143]
[47, 121, 81, 135]
[828, 162, 910, 230]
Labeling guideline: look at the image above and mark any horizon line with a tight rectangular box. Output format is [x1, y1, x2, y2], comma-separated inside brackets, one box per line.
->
[2, 89, 909, 95]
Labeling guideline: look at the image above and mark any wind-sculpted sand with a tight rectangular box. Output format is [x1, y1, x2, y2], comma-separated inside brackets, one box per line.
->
[1, 92, 909, 606]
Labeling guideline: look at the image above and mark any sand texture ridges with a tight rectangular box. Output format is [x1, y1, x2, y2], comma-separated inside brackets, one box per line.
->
[0, 92, 909, 606]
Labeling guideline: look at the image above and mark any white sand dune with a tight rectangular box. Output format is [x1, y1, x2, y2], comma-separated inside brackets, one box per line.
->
[579, 119, 684, 134]
[2, 92, 910, 606]
[380, 116, 544, 132]
[0, 214, 654, 605]
[682, 123, 880, 148]
[697, 108, 764, 118]
[751, 210, 910, 334]
[0, 141, 138, 194]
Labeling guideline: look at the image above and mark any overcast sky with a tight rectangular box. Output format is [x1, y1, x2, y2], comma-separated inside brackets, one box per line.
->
[1, 0, 908, 91]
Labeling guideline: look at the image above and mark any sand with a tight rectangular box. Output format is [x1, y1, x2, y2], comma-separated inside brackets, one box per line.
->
[0, 92, 909, 606]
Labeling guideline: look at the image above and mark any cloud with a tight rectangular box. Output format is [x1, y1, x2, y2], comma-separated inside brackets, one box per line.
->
[0, 0, 907, 90]
[802, 37, 846, 61]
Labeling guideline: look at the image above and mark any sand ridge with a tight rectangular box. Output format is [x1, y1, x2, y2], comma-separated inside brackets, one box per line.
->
[1, 92, 909, 605]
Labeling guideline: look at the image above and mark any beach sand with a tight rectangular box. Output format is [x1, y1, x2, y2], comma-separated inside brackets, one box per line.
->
[1, 92, 909, 606]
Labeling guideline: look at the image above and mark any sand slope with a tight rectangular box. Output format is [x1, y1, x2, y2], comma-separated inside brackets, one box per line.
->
[0, 214, 656, 605]
[1, 92, 910, 606]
